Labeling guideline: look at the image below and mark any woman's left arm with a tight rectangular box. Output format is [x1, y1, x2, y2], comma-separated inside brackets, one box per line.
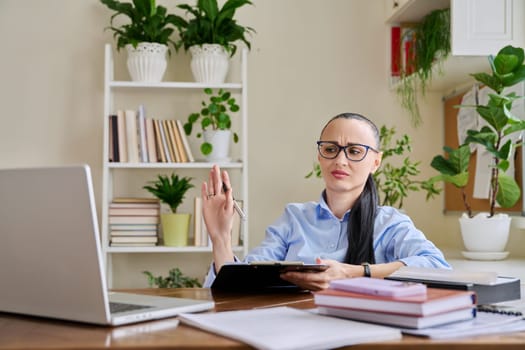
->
[280, 258, 405, 291]
[375, 209, 451, 269]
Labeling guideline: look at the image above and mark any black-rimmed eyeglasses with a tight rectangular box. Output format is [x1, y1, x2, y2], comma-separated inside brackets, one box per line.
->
[317, 141, 379, 162]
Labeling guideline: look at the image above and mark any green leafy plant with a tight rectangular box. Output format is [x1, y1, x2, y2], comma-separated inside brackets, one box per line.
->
[306, 126, 440, 209]
[143, 268, 202, 288]
[396, 8, 451, 126]
[143, 173, 194, 213]
[100, 0, 181, 52]
[428, 45, 525, 218]
[172, 0, 255, 56]
[183, 88, 240, 156]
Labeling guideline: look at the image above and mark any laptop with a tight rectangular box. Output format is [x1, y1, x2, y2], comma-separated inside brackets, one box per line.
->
[0, 164, 214, 326]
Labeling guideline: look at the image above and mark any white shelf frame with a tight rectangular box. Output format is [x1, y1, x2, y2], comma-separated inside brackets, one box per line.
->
[101, 44, 249, 286]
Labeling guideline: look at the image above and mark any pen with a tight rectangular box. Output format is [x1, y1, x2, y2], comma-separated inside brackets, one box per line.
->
[222, 182, 247, 220]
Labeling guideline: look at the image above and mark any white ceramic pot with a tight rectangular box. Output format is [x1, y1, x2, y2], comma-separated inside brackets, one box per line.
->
[459, 212, 511, 252]
[126, 42, 168, 82]
[189, 44, 229, 84]
[203, 129, 231, 162]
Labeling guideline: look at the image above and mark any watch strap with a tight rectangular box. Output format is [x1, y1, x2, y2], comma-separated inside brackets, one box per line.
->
[361, 262, 371, 278]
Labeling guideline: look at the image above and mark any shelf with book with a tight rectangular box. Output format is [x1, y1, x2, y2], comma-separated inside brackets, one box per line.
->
[101, 44, 249, 287]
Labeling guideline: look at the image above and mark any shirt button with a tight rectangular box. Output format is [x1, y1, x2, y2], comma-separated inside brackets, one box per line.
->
[328, 244, 335, 249]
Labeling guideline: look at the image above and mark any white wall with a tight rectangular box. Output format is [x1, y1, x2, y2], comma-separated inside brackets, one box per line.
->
[1, 0, 522, 288]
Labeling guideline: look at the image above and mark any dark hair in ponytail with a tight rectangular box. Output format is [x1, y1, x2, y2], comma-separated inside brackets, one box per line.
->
[345, 174, 378, 264]
[320, 113, 380, 264]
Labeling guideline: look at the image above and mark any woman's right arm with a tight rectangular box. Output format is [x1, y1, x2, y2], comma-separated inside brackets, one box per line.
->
[202, 165, 235, 272]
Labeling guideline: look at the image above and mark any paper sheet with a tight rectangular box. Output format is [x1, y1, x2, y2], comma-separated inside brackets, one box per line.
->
[457, 85, 478, 153]
[179, 306, 401, 350]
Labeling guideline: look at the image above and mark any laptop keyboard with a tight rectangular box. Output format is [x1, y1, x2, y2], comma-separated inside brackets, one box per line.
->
[109, 302, 152, 314]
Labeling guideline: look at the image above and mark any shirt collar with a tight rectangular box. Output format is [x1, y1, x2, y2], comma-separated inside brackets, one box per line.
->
[316, 190, 351, 220]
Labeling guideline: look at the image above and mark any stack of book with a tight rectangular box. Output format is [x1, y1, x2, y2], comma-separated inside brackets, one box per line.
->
[314, 277, 477, 329]
[109, 197, 160, 247]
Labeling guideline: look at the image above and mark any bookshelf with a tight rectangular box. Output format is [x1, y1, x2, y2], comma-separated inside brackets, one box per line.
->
[101, 44, 249, 286]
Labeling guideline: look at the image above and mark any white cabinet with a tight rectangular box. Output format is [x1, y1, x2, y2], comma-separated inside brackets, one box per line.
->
[451, 0, 525, 56]
[101, 44, 249, 286]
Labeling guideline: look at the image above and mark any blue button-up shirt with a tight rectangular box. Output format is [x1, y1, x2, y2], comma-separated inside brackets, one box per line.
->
[203, 193, 450, 287]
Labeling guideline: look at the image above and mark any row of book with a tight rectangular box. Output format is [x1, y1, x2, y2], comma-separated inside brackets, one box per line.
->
[108, 197, 242, 247]
[109, 198, 160, 247]
[108, 105, 195, 164]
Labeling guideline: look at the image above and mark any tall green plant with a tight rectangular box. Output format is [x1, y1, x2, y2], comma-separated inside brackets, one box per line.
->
[100, 0, 181, 52]
[429, 45, 525, 217]
[173, 0, 255, 56]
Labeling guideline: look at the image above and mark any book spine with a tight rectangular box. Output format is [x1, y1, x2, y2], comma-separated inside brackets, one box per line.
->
[145, 117, 158, 162]
[194, 197, 202, 246]
[116, 110, 128, 162]
[137, 105, 148, 162]
[171, 120, 188, 162]
[125, 109, 140, 163]
[165, 119, 181, 162]
[176, 119, 195, 162]
[152, 119, 167, 162]
[391, 26, 401, 77]
[110, 114, 119, 162]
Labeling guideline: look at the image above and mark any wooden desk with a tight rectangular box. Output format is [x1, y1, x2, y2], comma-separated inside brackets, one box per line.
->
[0, 288, 524, 349]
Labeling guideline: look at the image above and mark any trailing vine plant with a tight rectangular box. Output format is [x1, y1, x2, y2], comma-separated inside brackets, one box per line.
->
[396, 8, 451, 127]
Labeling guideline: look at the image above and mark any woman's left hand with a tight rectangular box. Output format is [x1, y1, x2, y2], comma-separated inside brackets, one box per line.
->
[280, 258, 363, 291]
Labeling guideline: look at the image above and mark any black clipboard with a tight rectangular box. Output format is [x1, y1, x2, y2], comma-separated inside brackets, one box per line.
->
[211, 262, 328, 292]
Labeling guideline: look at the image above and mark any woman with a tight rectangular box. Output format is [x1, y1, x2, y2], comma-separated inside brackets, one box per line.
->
[201, 113, 449, 290]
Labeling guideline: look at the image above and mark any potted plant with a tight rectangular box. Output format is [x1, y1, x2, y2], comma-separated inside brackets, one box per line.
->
[183, 88, 240, 161]
[306, 125, 441, 210]
[172, 0, 255, 83]
[100, 0, 181, 82]
[428, 45, 525, 258]
[143, 267, 202, 288]
[143, 173, 194, 246]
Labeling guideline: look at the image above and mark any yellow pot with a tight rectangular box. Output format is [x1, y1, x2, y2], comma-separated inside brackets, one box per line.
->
[161, 213, 191, 247]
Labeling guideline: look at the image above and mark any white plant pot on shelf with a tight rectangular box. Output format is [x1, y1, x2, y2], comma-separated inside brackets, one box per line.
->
[126, 42, 168, 82]
[459, 212, 511, 260]
[190, 44, 229, 84]
[203, 129, 231, 162]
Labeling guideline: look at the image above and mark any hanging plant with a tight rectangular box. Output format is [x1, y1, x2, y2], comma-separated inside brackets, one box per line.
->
[396, 8, 451, 127]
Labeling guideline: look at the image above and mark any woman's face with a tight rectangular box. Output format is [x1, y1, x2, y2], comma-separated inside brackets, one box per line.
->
[318, 118, 382, 196]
